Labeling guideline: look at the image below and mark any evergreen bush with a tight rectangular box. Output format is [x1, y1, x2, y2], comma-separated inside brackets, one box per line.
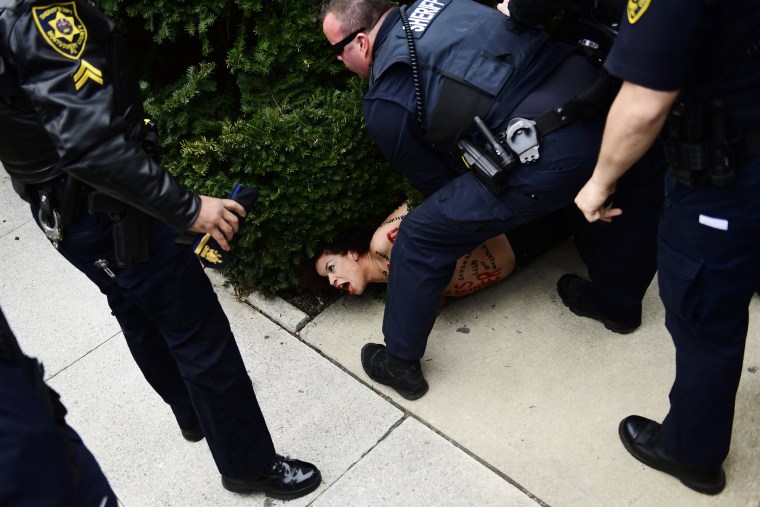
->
[93, 0, 410, 295]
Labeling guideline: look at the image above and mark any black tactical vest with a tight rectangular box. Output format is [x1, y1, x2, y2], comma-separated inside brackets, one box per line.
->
[368, 0, 574, 152]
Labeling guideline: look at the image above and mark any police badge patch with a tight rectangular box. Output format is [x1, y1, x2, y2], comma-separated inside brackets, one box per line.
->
[627, 0, 651, 24]
[33, 2, 87, 59]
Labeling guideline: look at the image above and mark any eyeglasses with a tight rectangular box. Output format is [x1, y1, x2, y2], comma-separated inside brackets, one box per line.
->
[331, 27, 365, 55]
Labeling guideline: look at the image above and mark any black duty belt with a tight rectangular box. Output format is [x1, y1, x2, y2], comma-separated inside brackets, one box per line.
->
[497, 74, 619, 163]
[533, 74, 618, 136]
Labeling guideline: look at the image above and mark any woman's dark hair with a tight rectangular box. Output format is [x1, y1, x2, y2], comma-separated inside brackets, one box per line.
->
[298, 226, 375, 290]
[319, 227, 374, 256]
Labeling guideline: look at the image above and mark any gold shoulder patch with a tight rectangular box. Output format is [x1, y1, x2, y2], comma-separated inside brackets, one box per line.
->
[33, 2, 87, 60]
[627, 0, 651, 24]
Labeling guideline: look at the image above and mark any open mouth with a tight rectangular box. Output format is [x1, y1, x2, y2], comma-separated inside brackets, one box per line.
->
[340, 282, 354, 295]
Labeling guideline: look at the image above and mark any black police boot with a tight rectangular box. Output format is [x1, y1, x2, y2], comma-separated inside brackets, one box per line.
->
[221, 455, 321, 500]
[361, 343, 429, 400]
[619, 415, 726, 495]
[557, 274, 639, 334]
[180, 424, 204, 442]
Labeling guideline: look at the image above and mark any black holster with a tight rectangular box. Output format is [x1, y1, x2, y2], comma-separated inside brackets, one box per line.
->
[663, 98, 738, 187]
[88, 192, 150, 266]
[83, 120, 160, 267]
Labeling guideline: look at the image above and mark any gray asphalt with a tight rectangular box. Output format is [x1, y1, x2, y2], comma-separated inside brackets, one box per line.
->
[2, 168, 759, 506]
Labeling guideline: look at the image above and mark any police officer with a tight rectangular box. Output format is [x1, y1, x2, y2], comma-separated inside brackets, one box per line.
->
[0, 306, 118, 507]
[0, 0, 320, 499]
[499, 0, 668, 334]
[574, 0, 760, 495]
[322, 0, 611, 399]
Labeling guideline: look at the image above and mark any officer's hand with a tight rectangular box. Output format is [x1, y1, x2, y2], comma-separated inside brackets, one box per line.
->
[574, 178, 622, 223]
[496, 1, 510, 16]
[189, 195, 247, 251]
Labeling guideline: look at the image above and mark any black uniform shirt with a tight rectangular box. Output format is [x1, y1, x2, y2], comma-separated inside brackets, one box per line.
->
[605, 0, 760, 124]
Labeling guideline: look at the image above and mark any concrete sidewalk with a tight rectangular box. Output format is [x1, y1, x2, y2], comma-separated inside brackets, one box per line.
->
[2, 168, 759, 506]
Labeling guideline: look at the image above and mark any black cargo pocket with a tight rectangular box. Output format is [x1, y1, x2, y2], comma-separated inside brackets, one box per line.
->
[658, 239, 703, 323]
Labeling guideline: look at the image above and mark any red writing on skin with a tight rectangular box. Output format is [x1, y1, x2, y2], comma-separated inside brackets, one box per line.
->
[387, 227, 399, 244]
[476, 268, 503, 283]
[452, 281, 474, 293]
[449, 268, 504, 296]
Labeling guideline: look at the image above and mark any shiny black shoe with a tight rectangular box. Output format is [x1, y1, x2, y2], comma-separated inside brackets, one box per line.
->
[221, 455, 321, 500]
[619, 415, 726, 495]
[180, 424, 204, 442]
[557, 274, 638, 334]
[361, 343, 429, 400]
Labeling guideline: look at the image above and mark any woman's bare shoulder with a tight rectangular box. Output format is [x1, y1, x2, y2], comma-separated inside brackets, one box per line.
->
[370, 201, 408, 267]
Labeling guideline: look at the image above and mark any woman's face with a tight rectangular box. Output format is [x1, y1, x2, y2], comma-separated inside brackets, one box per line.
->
[315, 250, 367, 295]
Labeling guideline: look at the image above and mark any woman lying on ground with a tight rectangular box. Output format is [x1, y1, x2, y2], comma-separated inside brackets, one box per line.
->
[312, 202, 571, 302]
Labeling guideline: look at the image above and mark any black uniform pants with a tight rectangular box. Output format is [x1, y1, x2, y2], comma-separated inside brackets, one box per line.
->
[383, 119, 603, 360]
[32, 209, 276, 478]
[0, 362, 118, 506]
[658, 158, 760, 468]
[565, 143, 667, 327]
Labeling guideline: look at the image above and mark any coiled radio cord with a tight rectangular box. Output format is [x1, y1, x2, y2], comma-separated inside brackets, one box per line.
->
[399, 5, 424, 128]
